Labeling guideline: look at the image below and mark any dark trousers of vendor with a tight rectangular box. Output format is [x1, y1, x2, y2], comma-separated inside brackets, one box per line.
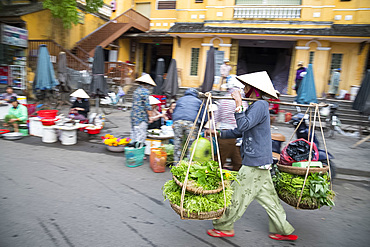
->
[173, 120, 199, 163]
[218, 138, 242, 171]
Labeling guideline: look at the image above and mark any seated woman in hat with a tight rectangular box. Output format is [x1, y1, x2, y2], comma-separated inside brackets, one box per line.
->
[69, 89, 90, 121]
[3, 96, 28, 132]
[148, 96, 166, 130]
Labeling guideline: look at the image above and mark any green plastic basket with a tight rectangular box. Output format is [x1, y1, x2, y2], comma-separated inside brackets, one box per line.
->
[124, 142, 145, 167]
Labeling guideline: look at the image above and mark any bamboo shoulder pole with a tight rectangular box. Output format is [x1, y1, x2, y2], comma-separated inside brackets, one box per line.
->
[198, 93, 328, 108]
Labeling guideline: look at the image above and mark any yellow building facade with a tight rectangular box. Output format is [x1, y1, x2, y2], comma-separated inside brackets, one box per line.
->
[112, 0, 370, 97]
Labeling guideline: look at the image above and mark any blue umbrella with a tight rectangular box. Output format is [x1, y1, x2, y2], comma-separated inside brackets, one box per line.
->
[296, 64, 318, 104]
[33, 44, 58, 90]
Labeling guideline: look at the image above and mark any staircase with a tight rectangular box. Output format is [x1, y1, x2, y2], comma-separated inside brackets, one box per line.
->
[278, 95, 368, 126]
[73, 9, 150, 59]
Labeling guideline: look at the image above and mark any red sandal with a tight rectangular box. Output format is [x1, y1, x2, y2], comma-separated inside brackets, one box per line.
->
[207, 229, 235, 238]
[269, 234, 298, 241]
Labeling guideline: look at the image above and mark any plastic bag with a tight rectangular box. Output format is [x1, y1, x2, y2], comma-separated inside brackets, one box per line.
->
[117, 86, 125, 97]
[280, 139, 319, 166]
[150, 148, 167, 173]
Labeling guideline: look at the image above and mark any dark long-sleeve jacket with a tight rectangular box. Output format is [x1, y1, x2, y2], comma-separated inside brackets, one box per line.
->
[172, 88, 208, 123]
[72, 99, 90, 117]
[220, 100, 272, 167]
[295, 67, 306, 81]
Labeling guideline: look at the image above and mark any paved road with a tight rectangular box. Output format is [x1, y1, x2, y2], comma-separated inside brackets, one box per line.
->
[1, 139, 369, 247]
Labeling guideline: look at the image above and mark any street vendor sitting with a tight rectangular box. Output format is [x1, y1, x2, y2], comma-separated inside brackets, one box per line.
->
[1, 86, 18, 103]
[148, 96, 166, 130]
[3, 96, 28, 132]
[69, 89, 90, 121]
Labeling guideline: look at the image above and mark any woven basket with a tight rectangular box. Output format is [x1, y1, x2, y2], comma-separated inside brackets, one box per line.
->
[170, 202, 225, 220]
[172, 175, 229, 195]
[277, 163, 329, 176]
[277, 189, 319, 210]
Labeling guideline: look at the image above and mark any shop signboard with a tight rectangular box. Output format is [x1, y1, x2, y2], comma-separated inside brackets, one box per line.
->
[1, 24, 28, 48]
[0, 66, 8, 84]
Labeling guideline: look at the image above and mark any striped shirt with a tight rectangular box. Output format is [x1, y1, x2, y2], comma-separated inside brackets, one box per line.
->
[214, 92, 248, 129]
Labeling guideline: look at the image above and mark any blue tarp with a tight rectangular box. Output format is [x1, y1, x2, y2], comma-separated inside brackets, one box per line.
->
[296, 64, 318, 104]
[33, 44, 58, 90]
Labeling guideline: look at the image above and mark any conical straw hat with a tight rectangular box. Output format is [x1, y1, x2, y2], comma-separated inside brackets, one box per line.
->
[70, 89, 90, 98]
[149, 96, 161, 105]
[236, 71, 278, 99]
[135, 74, 156, 86]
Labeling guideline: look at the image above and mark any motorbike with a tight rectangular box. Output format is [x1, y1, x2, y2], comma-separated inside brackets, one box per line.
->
[321, 103, 340, 138]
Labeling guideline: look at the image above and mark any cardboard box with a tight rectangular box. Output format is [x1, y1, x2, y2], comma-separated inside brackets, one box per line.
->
[292, 161, 323, 168]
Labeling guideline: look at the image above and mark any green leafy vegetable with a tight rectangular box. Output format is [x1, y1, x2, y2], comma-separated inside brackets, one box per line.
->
[160, 144, 174, 165]
[273, 170, 335, 209]
[171, 160, 239, 190]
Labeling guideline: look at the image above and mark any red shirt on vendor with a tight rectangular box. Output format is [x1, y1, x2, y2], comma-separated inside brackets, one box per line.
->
[269, 98, 280, 114]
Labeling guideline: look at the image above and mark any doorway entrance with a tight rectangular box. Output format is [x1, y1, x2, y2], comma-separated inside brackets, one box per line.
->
[237, 40, 294, 94]
[143, 43, 173, 79]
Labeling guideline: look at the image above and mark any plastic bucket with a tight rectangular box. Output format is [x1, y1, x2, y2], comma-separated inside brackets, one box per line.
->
[85, 127, 102, 135]
[166, 120, 173, 126]
[29, 117, 43, 137]
[37, 110, 58, 119]
[42, 126, 57, 143]
[350, 86, 360, 101]
[60, 129, 77, 145]
[41, 118, 56, 126]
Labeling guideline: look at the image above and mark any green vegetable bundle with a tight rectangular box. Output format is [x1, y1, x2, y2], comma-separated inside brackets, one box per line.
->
[160, 144, 174, 165]
[171, 160, 239, 191]
[162, 180, 233, 214]
[273, 171, 335, 209]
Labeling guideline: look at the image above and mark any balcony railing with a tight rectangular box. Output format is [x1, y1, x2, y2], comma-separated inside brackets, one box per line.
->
[236, 0, 301, 5]
[234, 7, 301, 18]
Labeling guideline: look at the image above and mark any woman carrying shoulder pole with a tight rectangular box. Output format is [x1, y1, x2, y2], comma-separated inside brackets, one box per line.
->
[205, 71, 298, 241]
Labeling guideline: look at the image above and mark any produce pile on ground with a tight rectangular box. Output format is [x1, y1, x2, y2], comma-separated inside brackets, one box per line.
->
[273, 170, 335, 209]
[162, 161, 239, 215]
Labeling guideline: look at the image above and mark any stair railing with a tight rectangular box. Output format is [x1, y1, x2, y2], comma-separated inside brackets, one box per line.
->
[28, 40, 89, 72]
